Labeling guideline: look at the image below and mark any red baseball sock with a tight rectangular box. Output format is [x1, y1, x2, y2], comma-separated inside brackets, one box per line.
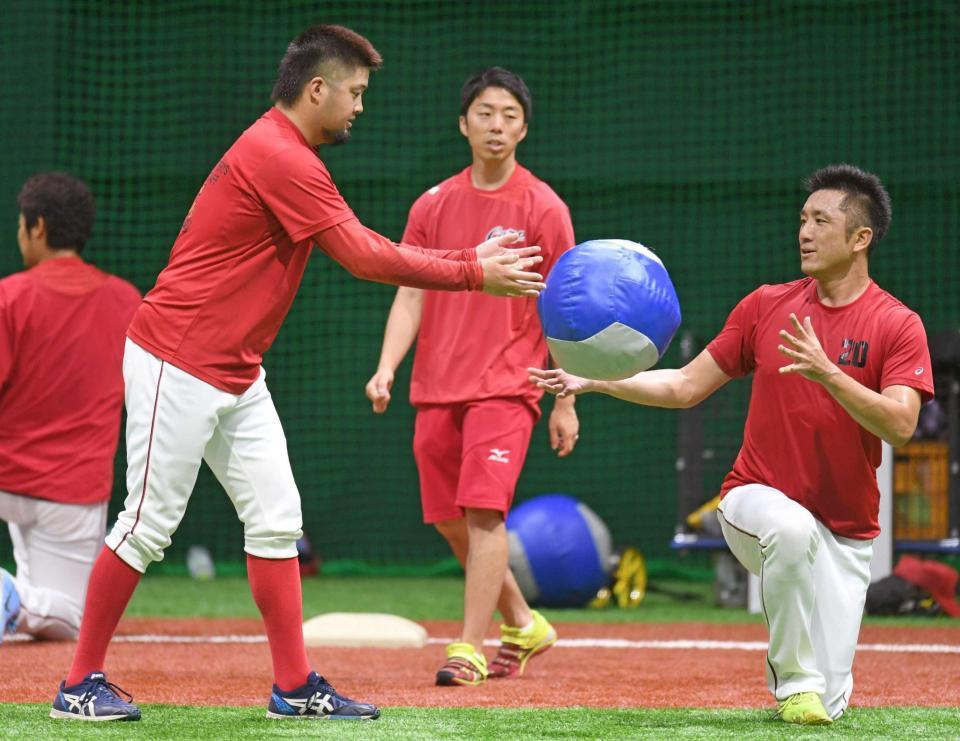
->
[246, 554, 312, 691]
[66, 548, 142, 686]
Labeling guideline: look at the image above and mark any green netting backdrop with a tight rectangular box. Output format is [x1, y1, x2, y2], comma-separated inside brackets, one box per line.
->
[1, 1, 957, 568]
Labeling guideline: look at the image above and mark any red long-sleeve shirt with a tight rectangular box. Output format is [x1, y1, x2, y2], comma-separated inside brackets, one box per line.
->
[128, 107, 481, 393]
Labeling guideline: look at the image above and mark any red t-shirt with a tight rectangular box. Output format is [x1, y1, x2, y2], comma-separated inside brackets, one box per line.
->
[707, 278, 933, 538]
[128, 108, 480, 394]
[0, 257, 140, 504]
[404, 165, 575, 407]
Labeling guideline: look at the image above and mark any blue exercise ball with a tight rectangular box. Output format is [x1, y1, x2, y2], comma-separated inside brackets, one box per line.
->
[506, 494, 612, 608]
[538, 239, 681, 380]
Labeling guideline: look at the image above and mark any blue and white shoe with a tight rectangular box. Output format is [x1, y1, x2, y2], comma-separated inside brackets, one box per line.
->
[50, 672, 141, 721]
[0, 568, 20, 641]
[267, 672, 380, 720]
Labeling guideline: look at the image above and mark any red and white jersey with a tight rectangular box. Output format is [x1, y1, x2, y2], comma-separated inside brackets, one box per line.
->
[0, 257, 140, 504]
[403, 165, 575, 408]
[129, 108, 481, 395]
[707, 278, 933, 538]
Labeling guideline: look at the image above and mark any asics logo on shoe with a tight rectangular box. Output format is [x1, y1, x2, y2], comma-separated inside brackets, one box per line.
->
[309, 692, 335, 714]
[488, 448, 510, 463]
[61, 693, 97, 717]
[285, 692, 335, 715]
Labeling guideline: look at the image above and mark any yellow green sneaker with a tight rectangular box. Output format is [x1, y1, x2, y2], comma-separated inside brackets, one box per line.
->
[488, 610, 557, 679]
[775, 692, 833, 725]
[435, 642, 487, 686]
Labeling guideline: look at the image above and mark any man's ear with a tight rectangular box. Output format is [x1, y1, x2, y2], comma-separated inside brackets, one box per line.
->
[852, 226, 873, 255]
[306, 76, 327, 104]
[29, 215, 47, 243]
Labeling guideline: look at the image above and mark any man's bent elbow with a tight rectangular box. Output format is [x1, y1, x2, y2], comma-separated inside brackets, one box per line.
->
[888, 430, 915, 448]
[888, 420, 918, 448]
[673, 384, 701, 409]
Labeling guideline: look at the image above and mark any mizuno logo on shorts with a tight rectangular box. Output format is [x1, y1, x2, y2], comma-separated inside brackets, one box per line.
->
[488, 448, 511, 463]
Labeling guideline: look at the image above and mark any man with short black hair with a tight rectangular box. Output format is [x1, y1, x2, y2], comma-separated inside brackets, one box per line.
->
[1, 172, 140, 643]
[366, 67, 576, 686]
[531, 164, 933, 725]
[51, 25, 545, 723]
[804, 164, 892, 256]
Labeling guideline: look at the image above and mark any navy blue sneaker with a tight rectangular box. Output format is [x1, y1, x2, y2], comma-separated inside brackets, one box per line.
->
[267, 672, 380, 720]
[1, 569, 19, 641]
[50, 672, 141, 721]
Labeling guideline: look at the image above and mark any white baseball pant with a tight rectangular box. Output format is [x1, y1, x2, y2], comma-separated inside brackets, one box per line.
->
[717, 483, 873, 719]
[0, 491, 107, 639]
[105, 339, 302, 573]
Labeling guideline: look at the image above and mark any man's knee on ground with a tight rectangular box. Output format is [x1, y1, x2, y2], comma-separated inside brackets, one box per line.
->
[33, 618, 81, 641]
[12, 581, 84, 641]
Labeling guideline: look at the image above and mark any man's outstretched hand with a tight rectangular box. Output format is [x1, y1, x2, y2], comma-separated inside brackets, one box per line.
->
[476, 232, 544, 297]
[528, 367, 593, 398]
[481, 251, 544, 297]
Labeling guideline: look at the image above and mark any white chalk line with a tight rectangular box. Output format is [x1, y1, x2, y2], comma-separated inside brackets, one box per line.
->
[102, 634, 960, 655]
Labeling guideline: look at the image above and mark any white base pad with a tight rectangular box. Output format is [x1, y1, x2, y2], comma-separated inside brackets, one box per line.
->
[302, 612, 428, 648]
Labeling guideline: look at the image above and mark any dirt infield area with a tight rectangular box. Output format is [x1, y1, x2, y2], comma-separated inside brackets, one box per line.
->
[3, 619, 958, 708]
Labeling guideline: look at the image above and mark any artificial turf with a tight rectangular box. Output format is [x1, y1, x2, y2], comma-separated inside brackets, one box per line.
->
[127, 573, 734, 622]
[6, 575, 959, 738]
[127, 574, 959, 628]
[8, 705, 960, 739]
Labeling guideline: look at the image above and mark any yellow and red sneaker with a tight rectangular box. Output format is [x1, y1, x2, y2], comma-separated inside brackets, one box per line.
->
[435, 642, 488, 686]
[488, 610, 557, 679]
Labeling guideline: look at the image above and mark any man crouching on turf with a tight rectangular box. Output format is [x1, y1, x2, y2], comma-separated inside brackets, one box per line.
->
[531, 165, 932, 725]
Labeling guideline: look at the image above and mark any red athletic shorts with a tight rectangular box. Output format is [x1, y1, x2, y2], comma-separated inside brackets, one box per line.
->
[412, 398, 538, 524]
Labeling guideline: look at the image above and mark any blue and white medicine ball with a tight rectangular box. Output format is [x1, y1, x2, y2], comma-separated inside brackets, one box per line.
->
[506, 494, 612, 608]
[538, 239, 682, 380]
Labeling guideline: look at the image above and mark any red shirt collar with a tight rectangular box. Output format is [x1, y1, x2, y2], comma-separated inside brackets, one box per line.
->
[263, 107, 312, 149]
[459, 163, 529, 196]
